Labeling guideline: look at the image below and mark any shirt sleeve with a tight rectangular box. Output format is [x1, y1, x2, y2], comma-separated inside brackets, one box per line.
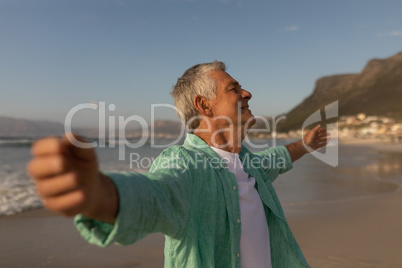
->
[254, 145, 293, 183]
[74, 148, 193, 247]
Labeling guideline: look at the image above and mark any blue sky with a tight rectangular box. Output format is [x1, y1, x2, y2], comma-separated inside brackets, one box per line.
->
[1, 0, 401, 127]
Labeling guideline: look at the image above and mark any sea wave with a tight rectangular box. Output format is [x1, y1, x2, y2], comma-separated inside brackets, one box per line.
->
[0, 138, 35, 147]
[0, 184, 43, 216]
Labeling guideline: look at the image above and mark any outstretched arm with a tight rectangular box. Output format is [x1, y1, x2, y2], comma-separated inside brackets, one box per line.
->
[285, 124, 330, 162]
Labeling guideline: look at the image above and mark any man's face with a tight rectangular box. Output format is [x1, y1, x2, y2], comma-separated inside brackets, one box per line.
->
[207, 70, 256, 133]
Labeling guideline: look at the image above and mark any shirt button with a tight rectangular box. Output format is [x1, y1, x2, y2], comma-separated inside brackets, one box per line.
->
[233, 186, 237, 190]
[237, 219, 240, 223]
[236, 253, 240, 258]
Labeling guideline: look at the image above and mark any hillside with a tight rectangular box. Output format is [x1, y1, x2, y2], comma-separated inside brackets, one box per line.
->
[0, 117, 65, 137]
[279, 52, 402, 131]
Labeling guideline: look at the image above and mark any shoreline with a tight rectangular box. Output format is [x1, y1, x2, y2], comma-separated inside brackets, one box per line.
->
[339, 137, 402, 153]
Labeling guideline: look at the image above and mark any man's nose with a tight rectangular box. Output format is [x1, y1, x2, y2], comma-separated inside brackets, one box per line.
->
[242, 89, 252, 100]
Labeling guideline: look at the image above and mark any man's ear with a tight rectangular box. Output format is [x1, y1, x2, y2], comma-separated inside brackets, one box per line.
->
[193, 95, 212, 117]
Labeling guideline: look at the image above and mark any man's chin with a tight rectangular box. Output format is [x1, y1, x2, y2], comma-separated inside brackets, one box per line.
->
[243, 114, 256, 129]
[249, 116, 256, 128]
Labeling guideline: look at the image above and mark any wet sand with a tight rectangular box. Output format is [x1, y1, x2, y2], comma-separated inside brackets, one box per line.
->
[288, 173, 402, 267]
[286, 141, 402, 267]
[1, 142, 402, 267]
[0, 209, 165, 268]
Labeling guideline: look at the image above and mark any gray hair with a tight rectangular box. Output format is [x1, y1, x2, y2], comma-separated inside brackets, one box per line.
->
[171, 60, 226, 130]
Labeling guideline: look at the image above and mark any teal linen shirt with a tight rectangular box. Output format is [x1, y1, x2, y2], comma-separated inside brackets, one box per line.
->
[75, 133, 310, 268]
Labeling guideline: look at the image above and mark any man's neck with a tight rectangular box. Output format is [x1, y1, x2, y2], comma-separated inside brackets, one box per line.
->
[194, 123, 245, 154]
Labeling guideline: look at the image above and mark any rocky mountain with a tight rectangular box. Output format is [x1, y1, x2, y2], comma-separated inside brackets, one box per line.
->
[0, 116, 65, 137]
[278, 52, 402, 131]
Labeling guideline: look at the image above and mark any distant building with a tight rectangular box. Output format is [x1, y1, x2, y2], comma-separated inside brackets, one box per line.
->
[357, 113, 366, 121]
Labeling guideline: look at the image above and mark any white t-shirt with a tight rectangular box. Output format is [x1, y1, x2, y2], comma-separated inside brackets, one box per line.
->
[211, 147, 272, 268]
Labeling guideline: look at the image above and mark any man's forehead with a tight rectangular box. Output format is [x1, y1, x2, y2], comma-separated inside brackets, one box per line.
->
[209, 70, 238, 87]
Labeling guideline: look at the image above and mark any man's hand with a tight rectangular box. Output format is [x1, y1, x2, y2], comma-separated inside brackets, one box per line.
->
[302, 124, 330, 152]
[27, 134, 118, 223]
[285, 125, 330, 162]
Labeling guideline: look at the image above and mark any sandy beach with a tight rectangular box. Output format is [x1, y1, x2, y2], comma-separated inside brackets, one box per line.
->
[1, 140, 402, 267]
[0, 209, 165, 268]
[287, 172, 402, 268]
[291, 186, 402, 267]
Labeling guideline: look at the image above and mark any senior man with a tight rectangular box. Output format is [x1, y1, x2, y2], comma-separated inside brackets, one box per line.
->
[28, 61, 329, 268]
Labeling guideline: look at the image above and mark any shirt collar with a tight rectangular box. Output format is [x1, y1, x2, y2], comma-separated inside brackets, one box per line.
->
[183, 133, 253, 169]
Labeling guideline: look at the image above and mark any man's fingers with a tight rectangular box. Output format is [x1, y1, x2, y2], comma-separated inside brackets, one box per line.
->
[318, 134, 330, 140]
[62, 133, 97, 162]
[44, 190, 87, 217]
[313, 124, 321, 131]
[317, 130, 330, 138]
[35, 172, 80, 197]
[31, 137, 66, 156]
[28, 155, 70, 179]
[315, 136, 330, 147]
[28, 133, 102, 218]
[317, 128, 328, 134]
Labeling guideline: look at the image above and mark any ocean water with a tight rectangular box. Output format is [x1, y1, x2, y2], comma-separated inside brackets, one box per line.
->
[1, 137, 401, 216]
[0, 139, 42, 215]
[0, 137, 173, 216]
